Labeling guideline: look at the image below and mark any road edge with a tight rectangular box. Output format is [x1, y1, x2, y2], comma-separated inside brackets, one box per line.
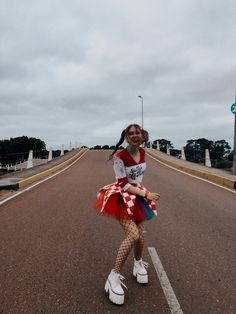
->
[18, 148, 89, 189]
[147, 149, 236, 190]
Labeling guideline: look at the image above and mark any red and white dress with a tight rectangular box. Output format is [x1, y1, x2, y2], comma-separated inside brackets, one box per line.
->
[95, 148, 158, 223]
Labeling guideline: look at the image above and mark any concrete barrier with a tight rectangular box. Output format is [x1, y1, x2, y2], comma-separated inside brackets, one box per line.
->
[19, 148, 88, 189]
[147, 148, 236, 190]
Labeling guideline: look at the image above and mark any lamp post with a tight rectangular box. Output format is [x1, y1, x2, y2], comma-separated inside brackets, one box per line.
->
[232, 90, 236, 175]
[233, 111, 236, 175]
[34, 142, 37, 159]
[138, 95, 143, 129]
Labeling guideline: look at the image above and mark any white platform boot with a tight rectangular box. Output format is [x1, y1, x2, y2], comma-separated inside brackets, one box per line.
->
[105, 270, 127, 305]
[133, 259, 149, 284]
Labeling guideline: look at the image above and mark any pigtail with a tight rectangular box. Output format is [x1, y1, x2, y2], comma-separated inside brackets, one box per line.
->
[108, 129, 126, 160]
[141, 129, 149, 147]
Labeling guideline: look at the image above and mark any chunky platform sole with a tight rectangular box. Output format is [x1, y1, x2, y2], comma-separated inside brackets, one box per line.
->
[105, 280, 124, 305]
[133, 270, 148, 284]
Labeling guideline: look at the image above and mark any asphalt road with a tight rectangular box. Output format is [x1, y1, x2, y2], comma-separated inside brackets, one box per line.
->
[0, 150, 235, 314]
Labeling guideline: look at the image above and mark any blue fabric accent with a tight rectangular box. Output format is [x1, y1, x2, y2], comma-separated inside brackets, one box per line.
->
[137, 196, 155, 221]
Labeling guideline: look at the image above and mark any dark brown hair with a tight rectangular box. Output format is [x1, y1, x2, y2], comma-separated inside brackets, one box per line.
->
[108, 124, 149, 160]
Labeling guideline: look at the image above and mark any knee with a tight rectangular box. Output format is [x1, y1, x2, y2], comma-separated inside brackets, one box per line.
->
[131, 231, 140, 243]
[139, 235, 144, 245]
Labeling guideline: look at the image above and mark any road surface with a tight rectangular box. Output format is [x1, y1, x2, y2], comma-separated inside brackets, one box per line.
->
[0, 150, 235, 313]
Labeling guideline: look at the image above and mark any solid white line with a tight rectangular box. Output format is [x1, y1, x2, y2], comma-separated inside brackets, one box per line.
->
[148, 247, 183, 314]
[147, 153, 236, 194]
[0, 150, 88, 206]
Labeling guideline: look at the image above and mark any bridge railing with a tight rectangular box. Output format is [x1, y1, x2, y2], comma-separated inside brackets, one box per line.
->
[149, 141, 233, 170]
[0, 143, 79, 176]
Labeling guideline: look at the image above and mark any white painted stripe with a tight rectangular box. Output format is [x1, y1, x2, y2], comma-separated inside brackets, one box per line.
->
[148, 247, 183, 314]
[0, 150, 88, 206]
[147, 153, 236, 194]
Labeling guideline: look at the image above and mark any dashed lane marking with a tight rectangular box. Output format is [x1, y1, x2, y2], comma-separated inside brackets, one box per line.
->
[147, 153, 236, 194]
[0, 150, 88, 206]
[148, 247, 183, 314]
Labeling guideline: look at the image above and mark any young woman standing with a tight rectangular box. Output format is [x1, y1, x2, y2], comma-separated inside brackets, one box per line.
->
[95, 124, 160, 305]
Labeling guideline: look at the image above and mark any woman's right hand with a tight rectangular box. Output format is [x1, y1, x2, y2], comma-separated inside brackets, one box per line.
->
[147, 192, 160, 202]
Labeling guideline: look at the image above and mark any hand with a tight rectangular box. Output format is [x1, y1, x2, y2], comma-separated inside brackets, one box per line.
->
[147, 192, 160, 202]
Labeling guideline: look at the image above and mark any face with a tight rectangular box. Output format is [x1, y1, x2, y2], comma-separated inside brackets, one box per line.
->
[126, 126, 142, 146]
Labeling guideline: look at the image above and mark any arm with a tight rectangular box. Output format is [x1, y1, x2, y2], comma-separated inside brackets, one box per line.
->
[113, 156, 131, 191]
[126, 185, 160, 201]
[126, 185, 145, 197]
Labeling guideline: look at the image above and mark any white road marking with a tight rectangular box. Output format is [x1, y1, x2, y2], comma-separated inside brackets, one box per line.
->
[147, 153, 236, 194]
[0, 150, 88, 206]
[148, 247, 183, 314]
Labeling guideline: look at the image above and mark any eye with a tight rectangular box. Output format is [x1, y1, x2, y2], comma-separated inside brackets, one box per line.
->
[128, 131, 135, 136]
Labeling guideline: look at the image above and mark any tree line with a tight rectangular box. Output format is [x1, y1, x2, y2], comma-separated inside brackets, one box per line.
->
[152, 138, 232, 168]
[0, 136, 46, 165]
[0, 136, 233, 169]
[91, 138, 233, 169]
[0, 136, 69, 165]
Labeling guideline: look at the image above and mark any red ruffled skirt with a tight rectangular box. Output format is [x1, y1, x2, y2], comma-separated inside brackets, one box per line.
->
[95, 184, 157, 223]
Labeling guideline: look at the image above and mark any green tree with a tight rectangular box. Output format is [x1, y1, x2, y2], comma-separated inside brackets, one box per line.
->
[210, 140, 231, 167]
[211, 140, 231, 159]
[92, 145, 102, 150]
[153, 139, 173, 153]
[102, 145, 110, 150]
[184, 138, 232, 167]
[0, 136, 46, 164]
[184, 138, 214, 163]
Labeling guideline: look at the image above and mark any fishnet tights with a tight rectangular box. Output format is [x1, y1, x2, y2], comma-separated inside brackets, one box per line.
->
[113, 219, 144, 273]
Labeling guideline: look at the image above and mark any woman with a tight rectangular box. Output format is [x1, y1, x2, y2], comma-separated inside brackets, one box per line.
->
[95, 124, 160, 305]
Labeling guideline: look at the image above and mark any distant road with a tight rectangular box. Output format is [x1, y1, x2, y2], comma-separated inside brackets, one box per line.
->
[0, 150, 235, 314]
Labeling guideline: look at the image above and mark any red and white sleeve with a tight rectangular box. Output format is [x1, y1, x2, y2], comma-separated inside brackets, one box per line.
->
[113, 156, 131, 191]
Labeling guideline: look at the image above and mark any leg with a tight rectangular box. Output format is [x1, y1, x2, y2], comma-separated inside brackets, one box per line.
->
[105, 219, 139, 305]
[113, 219, 140, 273]
[132, 223, 149, 284]
[133, 223, 144, 261]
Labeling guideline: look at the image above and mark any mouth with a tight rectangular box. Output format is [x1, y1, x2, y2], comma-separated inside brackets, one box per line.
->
[132, 137, 141, 143]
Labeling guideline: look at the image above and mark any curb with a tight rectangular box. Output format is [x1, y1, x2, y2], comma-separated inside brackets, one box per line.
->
[19, 148, 88, 189]
[0, 149, 88, 191]
[0, 182, 19, 191]
[147, 149, 236, 190]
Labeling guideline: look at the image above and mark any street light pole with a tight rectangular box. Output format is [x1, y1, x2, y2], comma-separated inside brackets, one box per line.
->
[233, 90, 236, 175]
[233, 113, 236, 175]
[138, 95, 143, 129]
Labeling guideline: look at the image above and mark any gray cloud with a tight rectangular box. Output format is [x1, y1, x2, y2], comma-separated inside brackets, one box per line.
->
[0, 0, 235, 150]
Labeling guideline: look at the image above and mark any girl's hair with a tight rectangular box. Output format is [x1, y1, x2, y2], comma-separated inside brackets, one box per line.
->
[108, 124, 149, 160]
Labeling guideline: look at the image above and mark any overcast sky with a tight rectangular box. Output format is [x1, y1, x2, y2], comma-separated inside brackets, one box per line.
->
[1, 0, 236, 150]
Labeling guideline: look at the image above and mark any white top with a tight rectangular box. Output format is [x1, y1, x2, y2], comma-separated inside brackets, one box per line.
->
[113, 156, 146, 191]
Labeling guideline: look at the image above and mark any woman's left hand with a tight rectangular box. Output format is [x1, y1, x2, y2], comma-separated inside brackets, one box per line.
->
[146, 192, 160, 202]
